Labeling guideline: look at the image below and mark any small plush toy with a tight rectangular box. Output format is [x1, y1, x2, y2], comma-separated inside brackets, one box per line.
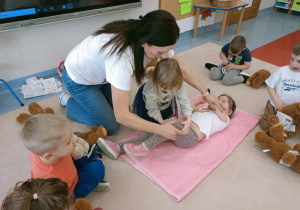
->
[73, 126, 107, 147]
[265, 115, 287, 143]
[16, 102, 55, 123]
[277, 102, 300, 138]
[246, 69, 271, 88]
[255, 115, 300, 174]
[144, 59, 158, 78]
[73, 198, 93, 210]
[72, 135, 89, 160]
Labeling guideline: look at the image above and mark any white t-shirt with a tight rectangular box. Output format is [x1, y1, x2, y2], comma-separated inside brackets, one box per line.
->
[265, 65, 300, 107]
[64, 33, 175, 91]
[191, 111, 230, 140]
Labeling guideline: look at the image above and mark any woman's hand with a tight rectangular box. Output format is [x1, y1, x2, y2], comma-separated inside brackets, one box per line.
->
[159, 118, 183, 140]
[204, 94, 224, 112]
[181, 116, 192, 135]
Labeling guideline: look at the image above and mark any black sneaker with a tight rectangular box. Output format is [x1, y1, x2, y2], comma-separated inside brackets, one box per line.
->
[241, 75, 250, 83]
[87, 144, 102, 161]
[240, 72, 251, 84]
[205, 62, 218, 70]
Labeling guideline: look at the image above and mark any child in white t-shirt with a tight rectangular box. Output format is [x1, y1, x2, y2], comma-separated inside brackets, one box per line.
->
[260, 42, 300, 134]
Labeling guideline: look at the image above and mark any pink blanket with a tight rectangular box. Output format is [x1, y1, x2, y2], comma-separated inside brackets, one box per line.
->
[120, 95, 260, 201]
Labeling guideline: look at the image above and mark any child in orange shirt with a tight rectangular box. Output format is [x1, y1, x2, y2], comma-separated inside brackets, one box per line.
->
[21, 114, 108, 198]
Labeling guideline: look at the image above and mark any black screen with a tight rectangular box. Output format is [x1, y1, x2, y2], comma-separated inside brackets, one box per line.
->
[0, 0, 140, 30]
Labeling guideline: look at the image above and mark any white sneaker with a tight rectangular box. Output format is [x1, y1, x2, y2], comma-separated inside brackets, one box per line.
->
[240, 71, 251, 77]
[58, 91, 71, 107]
[94, 180, 110, 192]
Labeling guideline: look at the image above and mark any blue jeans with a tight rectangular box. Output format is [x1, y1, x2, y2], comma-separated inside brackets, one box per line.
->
[73, 156, 105, 198]
[62, 66, 120, 135]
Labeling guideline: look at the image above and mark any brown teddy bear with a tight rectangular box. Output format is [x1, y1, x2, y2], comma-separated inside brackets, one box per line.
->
[265, 115, 287, 143]
[276, 102, 300, 138]
[144, 59, 158, 78]
[255, 115, 300, 173]
[246, 69, 271, 88]
[73, 126, 108, 147]
[16, 102, 55, 123]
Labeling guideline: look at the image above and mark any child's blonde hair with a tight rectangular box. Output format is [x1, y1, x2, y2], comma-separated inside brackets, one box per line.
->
[1, 178, 71, 210]
[292, 42, 300, 56]
[219, 94, 236, 117]
[152, 58, 183, 94]
[230, 35, 246, 54]
[21, 114, 70, 156]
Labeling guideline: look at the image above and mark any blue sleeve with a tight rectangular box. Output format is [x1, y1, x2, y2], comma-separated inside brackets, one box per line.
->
[243, 47, 252, 62]
[221, 43, 230, 55]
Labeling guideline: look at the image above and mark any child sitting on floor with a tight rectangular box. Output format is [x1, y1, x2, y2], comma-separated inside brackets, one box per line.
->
[205, 35, 252, 85]
[1, 178, 72, 210]
[259, 42, 300, 135]
[97, 94, 236, 158]
[21, 114, 109, 199]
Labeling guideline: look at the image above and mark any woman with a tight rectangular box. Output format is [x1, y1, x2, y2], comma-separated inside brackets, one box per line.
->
[59, 10, 222, 140]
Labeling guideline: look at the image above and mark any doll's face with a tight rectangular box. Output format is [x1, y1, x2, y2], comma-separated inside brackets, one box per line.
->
[290, 54, 300, 72]
[143, 43, 175, 60]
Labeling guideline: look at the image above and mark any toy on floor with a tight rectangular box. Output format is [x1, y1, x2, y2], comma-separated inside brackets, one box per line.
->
[144, 59, 158, 78]
[16, 102, 54, 123]
[73, 198, 93, 210]
[246, 69, 271, 88]
[265, 115, 287, 143]
[280, 102, 300, 133]
[72, 135, 89, 160]
[255, 116, 300, 173]
[73, 126, 107, 147]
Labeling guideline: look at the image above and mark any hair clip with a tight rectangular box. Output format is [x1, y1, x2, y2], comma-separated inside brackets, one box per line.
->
[33, 193, 38, 200]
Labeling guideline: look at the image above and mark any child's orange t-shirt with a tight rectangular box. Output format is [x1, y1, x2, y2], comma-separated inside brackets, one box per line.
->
[30, 152, 78, 196]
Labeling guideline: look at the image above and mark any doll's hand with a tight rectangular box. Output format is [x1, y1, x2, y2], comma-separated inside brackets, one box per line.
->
[181, 116, 192, 135]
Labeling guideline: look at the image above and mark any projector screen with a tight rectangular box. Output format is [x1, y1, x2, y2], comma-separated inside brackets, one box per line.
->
[0, 0, 141, 31]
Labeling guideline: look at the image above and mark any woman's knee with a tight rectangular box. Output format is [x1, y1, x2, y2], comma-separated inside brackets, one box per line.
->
[105, 122, 120, 135]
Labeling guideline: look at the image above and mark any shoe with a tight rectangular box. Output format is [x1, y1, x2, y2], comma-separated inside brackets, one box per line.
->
[205, 62, 218, 70]
[241, 75, 250, 83]
[94, 180, 110, 192]
[240, 71, 251, 77]
[87, 144, 102, 161]
[58, 91, 71, 107]
[123, 142, 150, 157]
[97, 138, 120, 160]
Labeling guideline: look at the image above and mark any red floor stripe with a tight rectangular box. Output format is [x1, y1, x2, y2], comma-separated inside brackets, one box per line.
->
[251, 30, 300, 67]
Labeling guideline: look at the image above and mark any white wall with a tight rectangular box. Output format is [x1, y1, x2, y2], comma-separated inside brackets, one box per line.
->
[0, 0, 274, 81]
[0, 0, 159, 81]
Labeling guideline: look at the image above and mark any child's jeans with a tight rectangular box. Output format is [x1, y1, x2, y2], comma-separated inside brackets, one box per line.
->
[62, 66, 120, 135]
[73, 156, 105, 198]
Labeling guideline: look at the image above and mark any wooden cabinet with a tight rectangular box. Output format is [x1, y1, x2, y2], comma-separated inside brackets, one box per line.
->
[227, 0, 261, 25]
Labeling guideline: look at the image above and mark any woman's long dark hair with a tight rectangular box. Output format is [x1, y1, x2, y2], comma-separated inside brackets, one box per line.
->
[93, 10, 180, 85]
